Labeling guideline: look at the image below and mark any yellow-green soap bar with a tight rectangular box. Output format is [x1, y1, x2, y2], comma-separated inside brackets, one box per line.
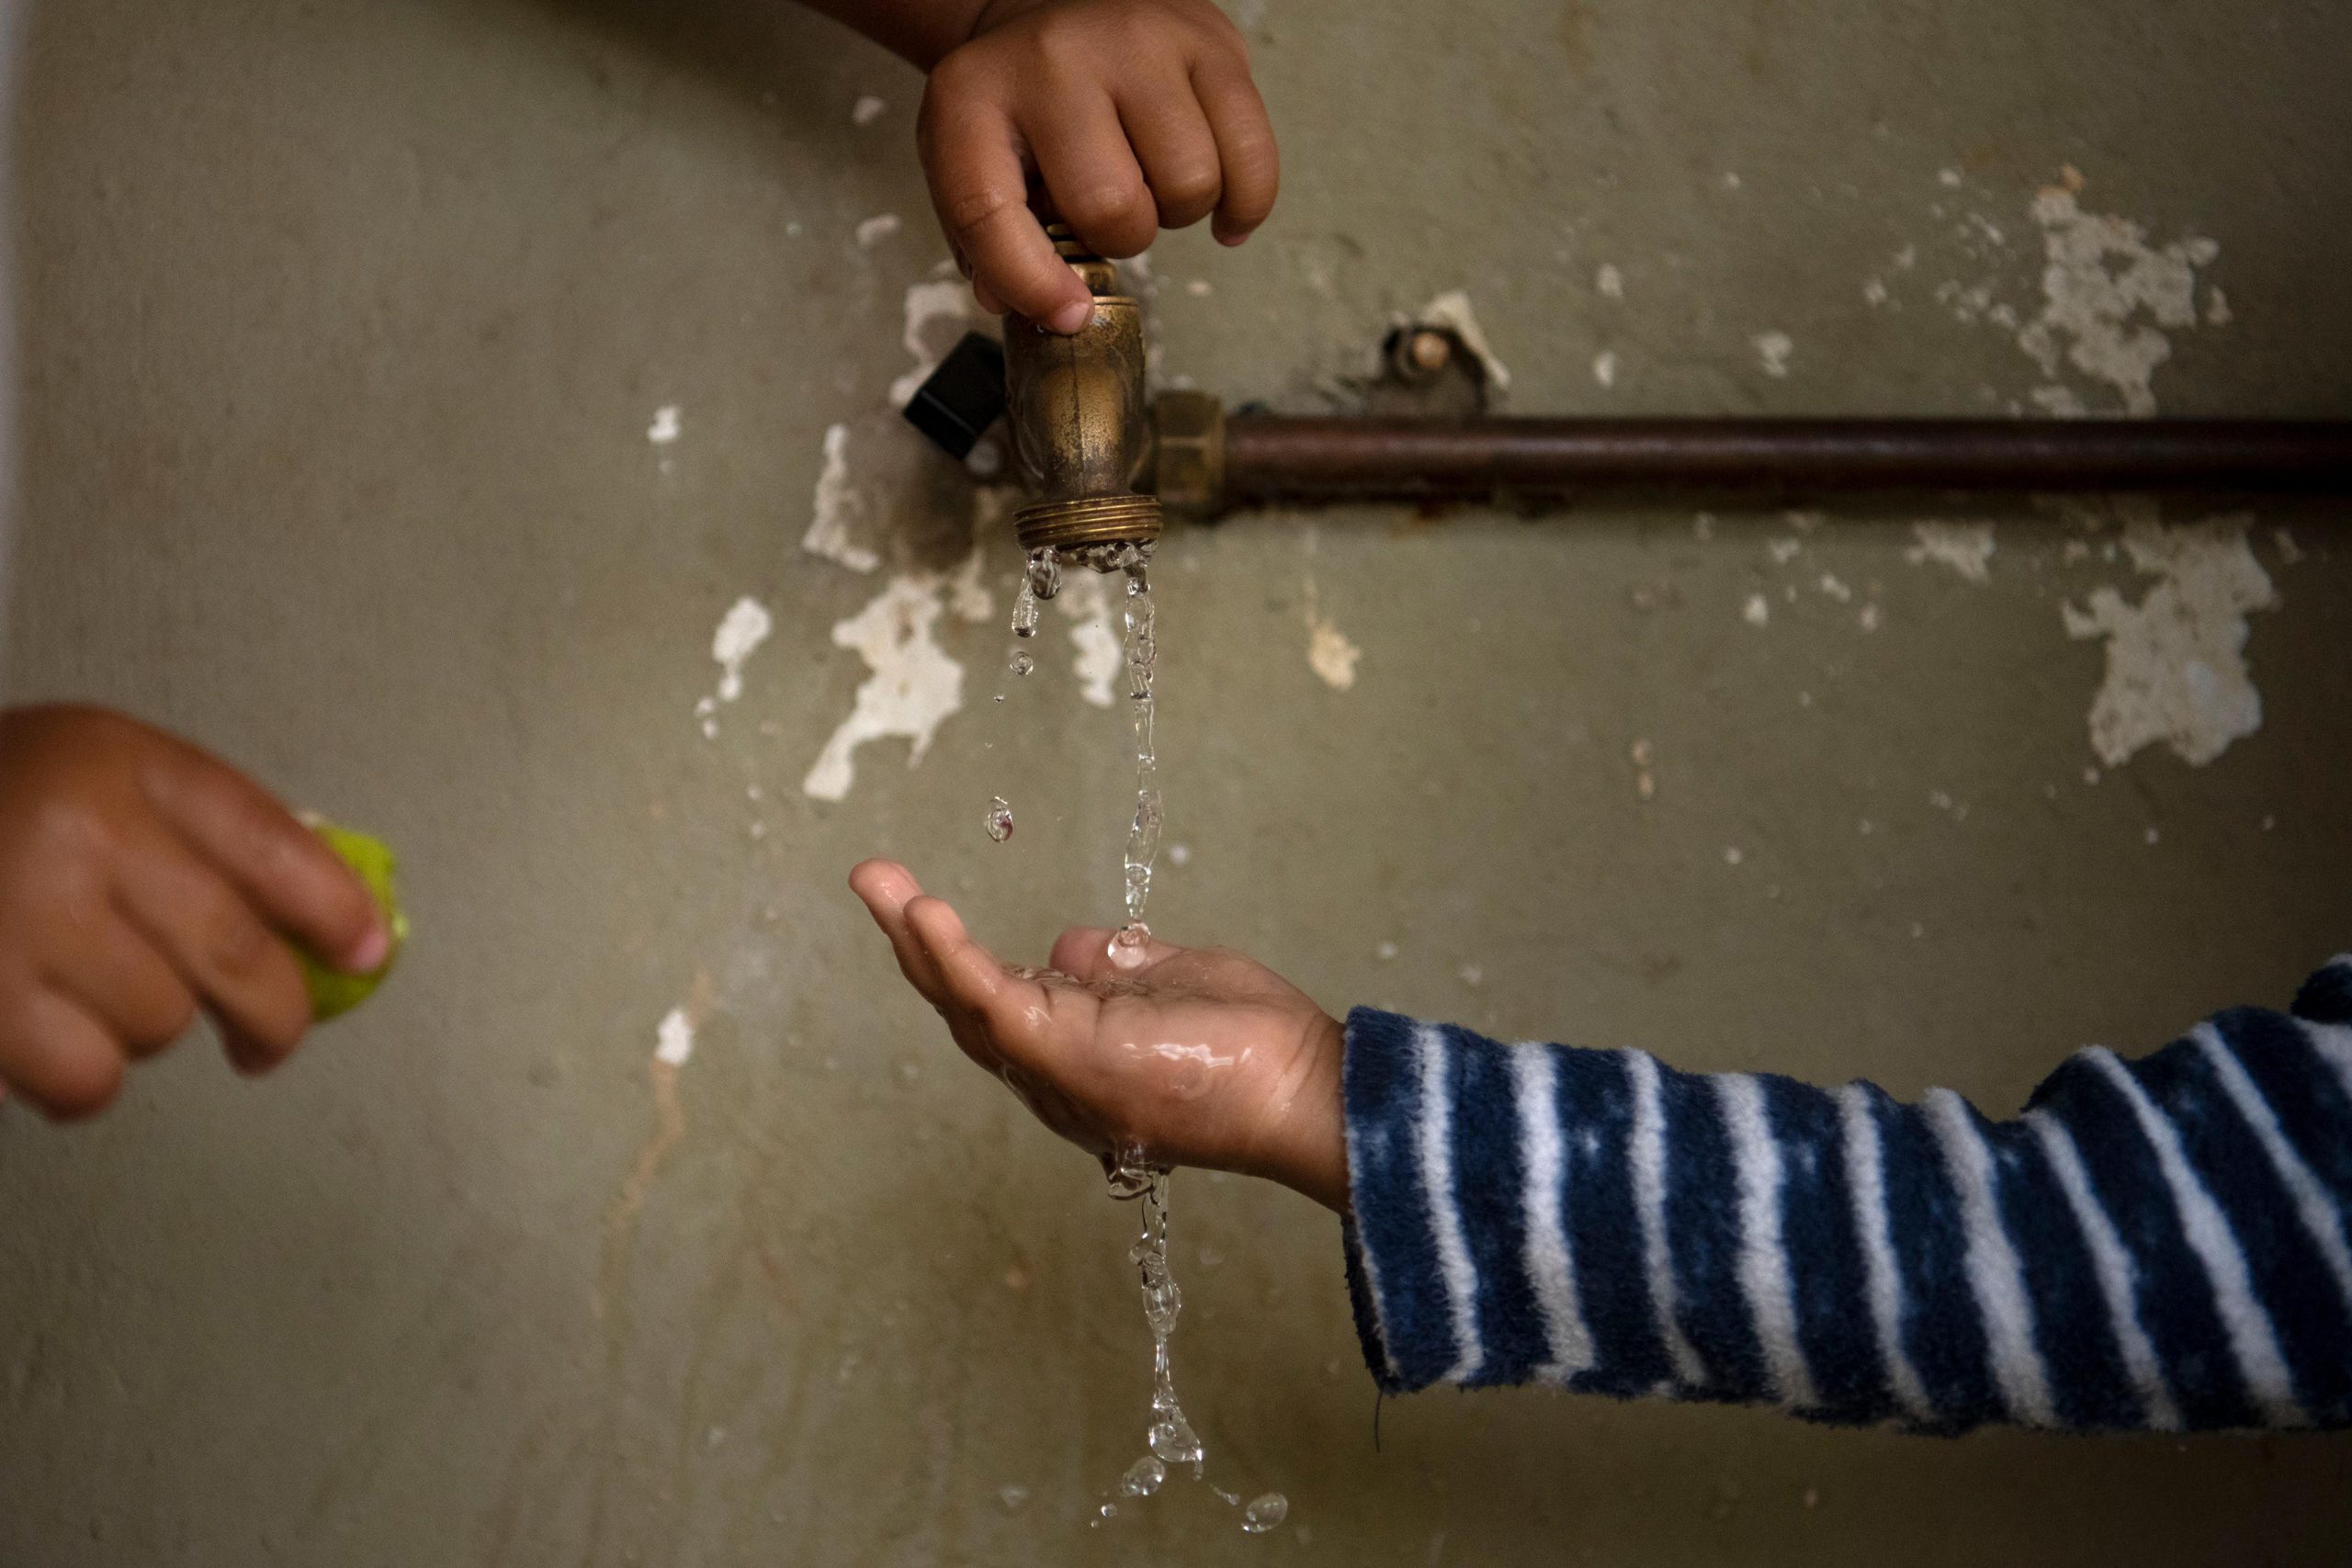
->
[300, 823, 408, 1021]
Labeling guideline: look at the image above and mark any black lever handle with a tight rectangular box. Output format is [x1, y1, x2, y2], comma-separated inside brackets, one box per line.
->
[899, 332, 1007, 460]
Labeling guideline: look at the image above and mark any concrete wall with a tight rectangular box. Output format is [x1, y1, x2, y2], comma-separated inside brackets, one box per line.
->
[2, 1, 2348, 1562]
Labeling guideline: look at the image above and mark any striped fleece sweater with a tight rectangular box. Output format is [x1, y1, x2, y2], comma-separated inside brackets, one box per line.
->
[1340, 956, 2352, 1432]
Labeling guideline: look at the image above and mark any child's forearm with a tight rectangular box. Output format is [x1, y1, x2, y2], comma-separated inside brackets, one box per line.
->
[1338, 959, 2352, 1432]
[792, 0, 997, 70]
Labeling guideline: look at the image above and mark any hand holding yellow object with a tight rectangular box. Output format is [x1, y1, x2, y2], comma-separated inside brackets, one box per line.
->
[300, 822, 408, 1021]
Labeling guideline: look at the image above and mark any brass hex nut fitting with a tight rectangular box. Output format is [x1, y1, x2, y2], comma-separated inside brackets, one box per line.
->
[1150, 390, 1226, 517]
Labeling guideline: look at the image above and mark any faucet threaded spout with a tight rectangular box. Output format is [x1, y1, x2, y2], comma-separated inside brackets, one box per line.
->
[1003, 226, 1162, 555]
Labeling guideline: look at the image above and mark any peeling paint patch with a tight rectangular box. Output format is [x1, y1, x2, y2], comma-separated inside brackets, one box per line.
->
[710, 597, 772, 704]
[855, 212, 903, 250]
[1418, 289, 1510, 391]
[1595, 264, 1624, 300]
[889, 276, 990, 410]
[852, 95, 888, 126]
[648, 405, 682, 445]
[695, 597, 772, 739]
[1592, 350, 1619, 389]
[1906, 522, 1996, 583]
[804, 423, 881, 572]
[805, 567, 976, 799]
[1305, 582, 1363, 691]
[2017, 178, 2221, 417]
[654, 1006, 697, 1067]
[1753, 332, 1794, 378]
[2061, 515, 2278, 767]
[1742, 592, 1770, 627]
[1058, 570, 1121, 708]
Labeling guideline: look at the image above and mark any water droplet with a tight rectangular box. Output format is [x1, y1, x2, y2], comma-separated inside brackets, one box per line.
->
[1025, 547, 1062, 602]
[1117, 1456, 1166, 1497]
[1241, 1493, 1288, 1534]
[985, 796, 1014, 843]
[1010, 650, 1035, 677]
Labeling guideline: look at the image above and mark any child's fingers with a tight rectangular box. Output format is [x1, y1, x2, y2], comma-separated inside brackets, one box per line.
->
[0, 987, 126, 1119]
[848, 859, 949, 1002]
[52, 910, 197, 1058]
[918, 86, 1092, 333]
[1193, 60, 1278, 244]
[1117, 80, 1225, 231]
[903, 896, 1021, 1024]
[1023, 88, 1157, 260]
[141, 743, 388, 974]
[110, 831, 313, 1068]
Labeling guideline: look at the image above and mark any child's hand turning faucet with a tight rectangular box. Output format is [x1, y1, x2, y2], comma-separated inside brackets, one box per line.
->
[802, 0, 1279, 332]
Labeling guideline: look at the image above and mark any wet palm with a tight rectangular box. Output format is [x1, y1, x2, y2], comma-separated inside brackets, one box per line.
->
[849, 860, 1348, 1209]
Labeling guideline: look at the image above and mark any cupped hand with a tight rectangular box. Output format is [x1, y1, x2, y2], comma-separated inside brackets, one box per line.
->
[850, 859, 1346, 1211]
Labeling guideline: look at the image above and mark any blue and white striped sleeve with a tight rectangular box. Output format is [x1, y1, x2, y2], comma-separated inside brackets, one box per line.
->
[1340, 956, 2352, 1432]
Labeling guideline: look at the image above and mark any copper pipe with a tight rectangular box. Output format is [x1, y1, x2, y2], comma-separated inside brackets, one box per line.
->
[1216, 416, 2352, 504]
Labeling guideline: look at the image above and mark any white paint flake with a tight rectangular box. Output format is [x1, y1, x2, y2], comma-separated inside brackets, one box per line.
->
[855, 213, 902, 250]
[1753, 332, 1794, 378]
[648, 405, 682, 445]
[1862, 277, 1890, 308]
[1596, 264, 1625, 300]
[1743, 593, 1770, 627]
[710, 597, 773, 705]
[1305, 582, 1363, 691]
[1592, 350, 1620, 389]
[655, 1006, 697, 1067]
[2016, 177, 2222, 417]
[2031, 385, 2090, 419]
[805, 570, 973, 800]
[2061, 515, 2278, 768]
[1767, 537, 1804, 566]
[1906, 522, 1996, 583]
[1817, 573, 1854, 604]
[1417, 289, 1510, 391]
[852, 95, 888, 126]
[888, 275, 993, 410]
[1057, 570, 1122, 708]
[804, 423, 881, 573]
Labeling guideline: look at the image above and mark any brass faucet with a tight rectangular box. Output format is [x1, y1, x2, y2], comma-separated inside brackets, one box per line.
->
[1000, 226, 1162, 556]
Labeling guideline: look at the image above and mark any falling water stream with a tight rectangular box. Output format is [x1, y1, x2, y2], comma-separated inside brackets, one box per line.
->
[990, 540, 1283, 1536]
